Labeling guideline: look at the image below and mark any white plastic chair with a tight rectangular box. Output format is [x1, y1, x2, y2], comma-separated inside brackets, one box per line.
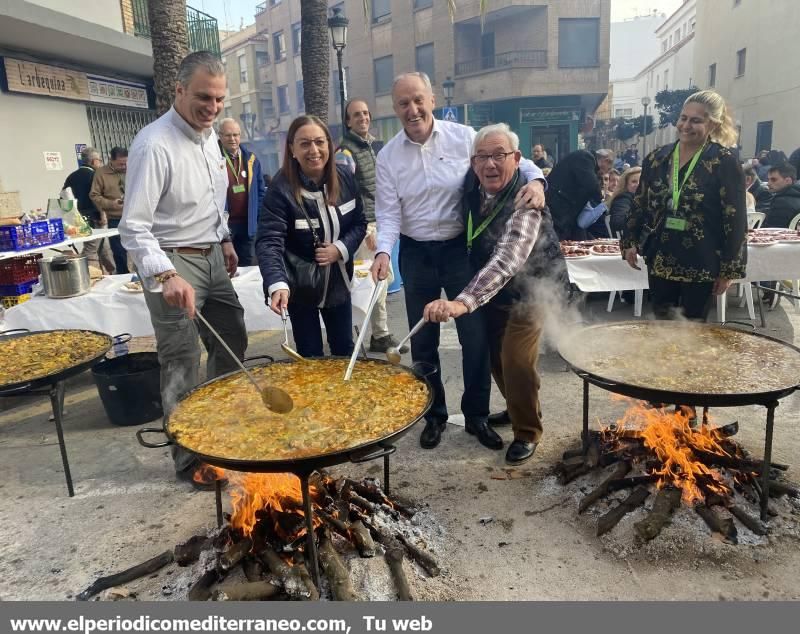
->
[747, 211, 765, 229]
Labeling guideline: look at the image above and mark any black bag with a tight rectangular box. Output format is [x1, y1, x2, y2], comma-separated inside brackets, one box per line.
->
[284, 204, 326, 305]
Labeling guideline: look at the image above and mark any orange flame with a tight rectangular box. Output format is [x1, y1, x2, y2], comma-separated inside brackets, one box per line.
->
[192, 463, 227, 485]
[610, 401, 731, 504]
[226, 472, 320, 538]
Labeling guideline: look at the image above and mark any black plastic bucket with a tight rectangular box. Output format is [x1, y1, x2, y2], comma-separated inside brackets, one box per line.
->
[92, 352, 163, 426]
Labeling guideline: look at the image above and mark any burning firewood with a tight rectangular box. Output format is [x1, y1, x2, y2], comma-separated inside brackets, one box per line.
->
[596, 486, 650, 536]
[633, 487, 682, 541]
[174, 535, 212, 567]
[729, 506, 768, 536]
[242, 557, 263, 582]
[292, 554, 320, 601]
[213, 579, 282, 601]
[218, 537, 253, 573]
[578, 461, 631, 514]
[318, 529, 359, 601]
[383, 536, 413, 601]
[259, 546, 312, 599]
[395, 533, 441, 577]
[187, 569, 219, 601]
[695, 505, 738, 544]
[606, 475, 660, 492]
[77, 550, 174, 601]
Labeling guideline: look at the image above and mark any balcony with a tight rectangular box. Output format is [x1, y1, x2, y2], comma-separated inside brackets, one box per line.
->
[131, 1, 221, 57]
[256, 2, 267, 15]
[454, 50, 547, 76]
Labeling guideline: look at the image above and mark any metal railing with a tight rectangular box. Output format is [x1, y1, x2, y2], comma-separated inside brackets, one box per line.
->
[454, 50, 547, 76]
[131, 1, 221, 57]
[256, 2, 267, 15]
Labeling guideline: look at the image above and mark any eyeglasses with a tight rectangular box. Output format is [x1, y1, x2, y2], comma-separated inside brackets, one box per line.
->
[471, 151, 515, 165]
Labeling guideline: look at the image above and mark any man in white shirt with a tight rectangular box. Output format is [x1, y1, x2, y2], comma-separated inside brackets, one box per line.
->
[372, 72, 545, 452]
[119, 51, 247, 488]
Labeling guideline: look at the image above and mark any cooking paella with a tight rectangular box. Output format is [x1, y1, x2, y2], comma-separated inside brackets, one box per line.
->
[559, 322, 800, 395]
[167, 359, 430, 461]
[0, 330, 111, 387]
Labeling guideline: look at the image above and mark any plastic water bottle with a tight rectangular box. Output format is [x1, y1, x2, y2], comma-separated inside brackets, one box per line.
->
[112, 333, 130, 357]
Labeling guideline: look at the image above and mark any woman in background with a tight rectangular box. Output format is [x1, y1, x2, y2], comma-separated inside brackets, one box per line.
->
[607, 167, 642, 236]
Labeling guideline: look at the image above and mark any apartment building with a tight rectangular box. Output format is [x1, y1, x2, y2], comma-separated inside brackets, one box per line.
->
[255, 0, 610, 164]
[693, 0, 800, 157]
[220, 25, 281, 176]
[0, 0, 220, 212]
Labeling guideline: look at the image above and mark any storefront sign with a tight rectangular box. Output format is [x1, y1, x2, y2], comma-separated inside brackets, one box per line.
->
[43, 152, 63, 171]
[4, 58, 89, 101]
[87, 74, 149, 109]
[467, 103, 493, 129]
[520, 107, 582, 125]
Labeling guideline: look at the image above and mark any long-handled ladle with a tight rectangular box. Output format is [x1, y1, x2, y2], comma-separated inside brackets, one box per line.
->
[385, 317, 427, 365]
[280, 307, 305, 362]
[195, 310, 293, 414]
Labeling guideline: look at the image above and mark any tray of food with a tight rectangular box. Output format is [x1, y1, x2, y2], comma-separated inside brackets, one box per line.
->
[590, 244, 622, 256]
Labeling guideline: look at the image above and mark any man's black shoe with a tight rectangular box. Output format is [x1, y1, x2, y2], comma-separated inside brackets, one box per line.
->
[420, 419, 447, 449]
[465, 419, 503, 450]
[505, 440, 537, 465]
[488, 410, 511, 426]
[369, 334, 399, 353]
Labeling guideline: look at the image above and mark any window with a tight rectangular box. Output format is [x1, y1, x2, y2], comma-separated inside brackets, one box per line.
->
[242, 101, 252, 115]
[668, 35, 672, 48]
[415, 43, 435, 83]
[558, 18, 599, 68]
[296, 80, 305, 112]
[332, 67, 349, 105]
[269, 0, 280, 6]
[238, 55, 248, 84]
[736, 48, 747, 76]
[372, 0, 391, 24]
[374, 55, 394, 94]
[273, 31, 286, 61]
[261, 98, 274, 120]
[708, 63, 716, 87]
[755, 121, 773, 154]
[292, 22, 301, 56]
[277, 85, 289, 113]
[614, 108, 633, 118]
[256, 51, 269, 67]
[414, 0, 433, 9]
[674, 29, 681, 44]
[664, 69, 669, 90]
[661, 41, 667, 53]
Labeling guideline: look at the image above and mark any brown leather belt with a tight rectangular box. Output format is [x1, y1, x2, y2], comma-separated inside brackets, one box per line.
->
[170, 246, 213, 256]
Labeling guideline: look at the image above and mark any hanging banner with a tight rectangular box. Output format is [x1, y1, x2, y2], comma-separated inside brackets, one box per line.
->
[87, 74, 149, 109]
[4, 57, 89, 101]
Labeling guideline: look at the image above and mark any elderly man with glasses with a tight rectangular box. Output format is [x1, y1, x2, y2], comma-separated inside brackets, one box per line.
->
[423, 123, 567, 465]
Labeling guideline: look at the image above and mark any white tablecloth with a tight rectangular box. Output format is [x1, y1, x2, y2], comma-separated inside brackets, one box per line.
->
[2, 264, 376, 336]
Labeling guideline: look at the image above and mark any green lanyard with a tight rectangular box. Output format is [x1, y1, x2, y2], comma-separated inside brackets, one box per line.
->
[467, 172, 519, 253]
[671, 141, 706, 212]
[224, 151, 242, 185]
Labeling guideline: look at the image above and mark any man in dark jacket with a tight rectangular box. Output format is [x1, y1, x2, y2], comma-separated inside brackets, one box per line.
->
[764, 163, 800, 228]
[545, 148, 613, 240]
[422, 124, 567, 465]
[219, 118, 265, 266]
[743, 165, 773, 212]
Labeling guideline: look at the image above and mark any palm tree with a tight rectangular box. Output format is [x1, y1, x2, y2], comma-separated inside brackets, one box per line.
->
[147, 0, 189, 116]
[299, 0, 330, 122]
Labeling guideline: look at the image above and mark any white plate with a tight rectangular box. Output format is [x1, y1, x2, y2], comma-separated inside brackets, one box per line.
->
[119, 283, 144, 293]
[590, 246, 621, 256]
[778, 238, 800, 243]
[563, 253, 592, 260]
[747, 241, 778, 247]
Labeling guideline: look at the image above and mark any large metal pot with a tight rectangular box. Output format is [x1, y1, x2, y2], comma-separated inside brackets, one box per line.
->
[38, 255, 91, 298]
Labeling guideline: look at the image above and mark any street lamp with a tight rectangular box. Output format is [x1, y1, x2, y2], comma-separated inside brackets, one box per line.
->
[641, 95, 651, 159]
[327, 7, 349, 129]
[240, 112, 257, 140]
[442, 76, 455, 109]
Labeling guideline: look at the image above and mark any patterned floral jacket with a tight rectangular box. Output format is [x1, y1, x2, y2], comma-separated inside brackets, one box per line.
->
[621, 141, 747, 283]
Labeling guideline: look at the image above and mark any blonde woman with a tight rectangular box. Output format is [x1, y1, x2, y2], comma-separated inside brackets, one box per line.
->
[621, 90, 747, 320]
[607, 167, 641, 235]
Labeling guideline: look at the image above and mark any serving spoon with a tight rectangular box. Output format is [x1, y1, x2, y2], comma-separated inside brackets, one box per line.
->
[386, 317, 427, 365]
[280, 307, 305, 362]
[195, 310, 293, 414]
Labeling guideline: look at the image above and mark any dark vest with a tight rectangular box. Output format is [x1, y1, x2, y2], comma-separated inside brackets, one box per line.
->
[463, 169, 567, 307]
[338, 129, 379, 221]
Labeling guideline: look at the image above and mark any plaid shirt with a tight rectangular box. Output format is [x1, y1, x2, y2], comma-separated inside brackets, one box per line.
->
[455, 194, 542, 312]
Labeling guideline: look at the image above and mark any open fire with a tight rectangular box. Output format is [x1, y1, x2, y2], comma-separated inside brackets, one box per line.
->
[557, 399, 799, 543]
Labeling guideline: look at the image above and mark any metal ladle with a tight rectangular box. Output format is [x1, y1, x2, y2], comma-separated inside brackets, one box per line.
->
[386, 317, 427, 365]
[195, 310, 293, 414]
[280, 307, 305, 362]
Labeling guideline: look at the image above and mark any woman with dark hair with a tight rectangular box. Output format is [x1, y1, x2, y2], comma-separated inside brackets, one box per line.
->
[622, 89, 747, 321]
[256, 115, 366, 357]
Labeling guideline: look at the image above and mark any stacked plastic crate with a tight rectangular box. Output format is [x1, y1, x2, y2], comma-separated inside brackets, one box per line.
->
[0, 218, 64, 308]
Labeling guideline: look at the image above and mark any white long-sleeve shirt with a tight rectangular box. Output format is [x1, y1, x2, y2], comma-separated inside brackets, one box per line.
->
[375, 119, 544, 254]
[119, 107, 229, 280]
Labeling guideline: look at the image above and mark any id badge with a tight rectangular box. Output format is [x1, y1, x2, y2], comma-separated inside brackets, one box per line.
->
[665, 216, 687, 231]
[232, 184, 246, 194]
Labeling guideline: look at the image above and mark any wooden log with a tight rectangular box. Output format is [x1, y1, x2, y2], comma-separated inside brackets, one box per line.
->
[213, 580, 282, 601]
[348, 492, 378, 515]
[606, 475, 659, 492]
[596, 486, 650, 537]
[218, 537, 252, 573]
[188, 568, 219, 602]
[174, 535, 212, 567]
[695, 505, 738, 544]
[242, 556, 263, 582]
[766, 480, 800, 498]
[383, 536, 413, 601]
[259, 546, 311, 600]
[557, 463, 591, 485]
[317, 508, 351, 539]
[633, 487, 682, 541]
[318, 530, 358, 601]
[395, 533, 441, 577]
[77, 550, 174, 601]
[693, 448, 788, 473]
[350, 519, 377, 557]
[292, 554, 320, 601]
[578, 461, 631, 514]
[729, 505, 768, 536]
